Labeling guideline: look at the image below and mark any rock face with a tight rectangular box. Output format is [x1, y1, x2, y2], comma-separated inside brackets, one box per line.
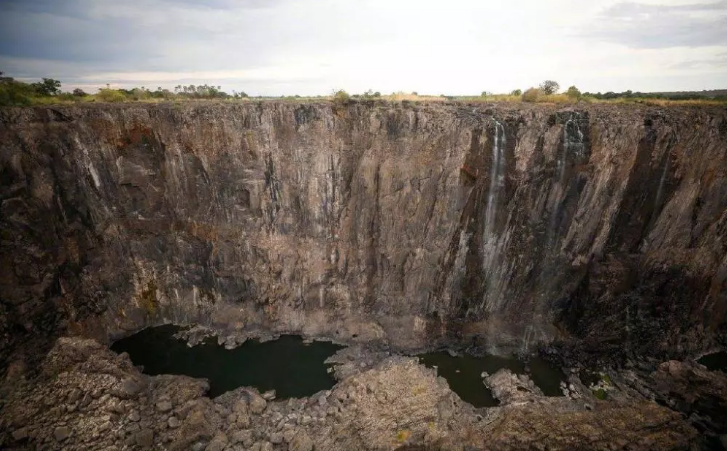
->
[1, 102, 726, 363]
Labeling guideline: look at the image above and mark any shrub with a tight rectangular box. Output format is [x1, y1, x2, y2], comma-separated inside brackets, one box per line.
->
[72, 88, 87, 97]
[539, 80, 560, 95]
[332, 89, 350, 103]
[130, 88, 150, 101]
[0, 78, 35, 106]
[522, 87, 540, 103]
[96, 88, 127, 103]
[510, 89, 522, 96]
[566, 85, 582, 100]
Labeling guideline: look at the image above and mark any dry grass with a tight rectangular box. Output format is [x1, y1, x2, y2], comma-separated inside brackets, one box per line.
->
[380, 92, 447, 102]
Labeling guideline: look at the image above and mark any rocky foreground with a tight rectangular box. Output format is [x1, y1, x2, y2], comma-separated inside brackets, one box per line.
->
[0, 337, 715, 451]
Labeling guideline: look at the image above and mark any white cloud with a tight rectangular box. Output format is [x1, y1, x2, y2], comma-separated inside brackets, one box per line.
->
[1, 0, 726, 95]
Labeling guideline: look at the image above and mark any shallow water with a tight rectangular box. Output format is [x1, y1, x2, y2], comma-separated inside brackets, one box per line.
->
[111, 324, 343, 398]
[417, 351, 566, 407]
[698, 351, 727, 372]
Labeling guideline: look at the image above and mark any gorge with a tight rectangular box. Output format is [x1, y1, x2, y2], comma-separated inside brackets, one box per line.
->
[1, 101, 726, 450]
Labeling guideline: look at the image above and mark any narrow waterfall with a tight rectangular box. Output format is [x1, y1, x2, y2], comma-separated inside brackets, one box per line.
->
[483, 120, 506, 244]
[549, 113, 584, 247]
[559, 113, 584, 184]
[654, 156, 669, 213]
[481, 120, 507, 313]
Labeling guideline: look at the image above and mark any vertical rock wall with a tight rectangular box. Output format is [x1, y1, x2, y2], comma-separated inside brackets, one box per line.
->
[1, 102, 725, 363]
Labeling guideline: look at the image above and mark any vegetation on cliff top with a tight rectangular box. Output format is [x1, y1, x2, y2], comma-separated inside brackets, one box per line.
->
[2, 72, 725, 107]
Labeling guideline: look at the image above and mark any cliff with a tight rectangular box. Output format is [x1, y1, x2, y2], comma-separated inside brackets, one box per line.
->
[1, 101, 726, 364]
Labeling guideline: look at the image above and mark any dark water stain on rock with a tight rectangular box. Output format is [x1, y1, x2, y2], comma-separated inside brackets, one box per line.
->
[417, 351, 566, 407]
[111, 324, 343, 398]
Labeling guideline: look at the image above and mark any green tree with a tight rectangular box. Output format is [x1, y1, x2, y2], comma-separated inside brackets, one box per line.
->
[510, 89, 522, 96]
[72, 88, 87, 96]
[566, 86, 581, 99]
[539, 80, 560, 95]
[32, 78, 61, 96]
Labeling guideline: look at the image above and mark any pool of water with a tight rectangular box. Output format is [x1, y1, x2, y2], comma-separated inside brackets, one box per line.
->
[698, 351, 727, 372]
[417, 351, 566, 407]
[111, 324, 344, 398]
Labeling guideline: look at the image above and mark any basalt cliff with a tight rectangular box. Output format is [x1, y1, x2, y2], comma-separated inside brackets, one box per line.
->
[1, 101, 727, 450]
[1, 101, 726, 362]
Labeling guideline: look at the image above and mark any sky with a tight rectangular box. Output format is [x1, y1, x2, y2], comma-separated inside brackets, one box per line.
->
[0, 0, 726, 95]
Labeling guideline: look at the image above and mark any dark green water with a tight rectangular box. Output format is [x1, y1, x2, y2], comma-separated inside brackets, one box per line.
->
[111, 325, 343, 398]
[417, 351, 566, 407]
[698, 351, 727, 372]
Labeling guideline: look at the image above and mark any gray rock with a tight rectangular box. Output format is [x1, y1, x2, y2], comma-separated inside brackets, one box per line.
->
[206, 432, 228, 451]
[116, 378, 144, 399]
[289, 430, 314, 451]
[156, 400, 173, 412]
[129, 410, 141, 422]
[67, 388, 81, 403]
[135, 428, 154, 448]
[248, 392, 266, 414]
[11, 427, 28, 441]
[168, 416, 180, 428]
[270, 432, 283, 444]
[54, 426, 70, 442]
[231, 429, 253, 447]
[233, 399, 248, 413]
[283, 429, 297, 443]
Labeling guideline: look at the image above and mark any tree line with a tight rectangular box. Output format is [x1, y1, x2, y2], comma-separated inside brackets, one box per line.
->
[0, 72, 250, 106]
[2, 72, 724, 106]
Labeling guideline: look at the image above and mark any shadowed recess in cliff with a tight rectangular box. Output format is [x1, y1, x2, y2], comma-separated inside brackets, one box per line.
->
[111, 325, 344, 398]
[698, 351, 727, 372]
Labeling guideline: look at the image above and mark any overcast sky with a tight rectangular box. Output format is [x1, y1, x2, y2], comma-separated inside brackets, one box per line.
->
[1, 0, 726, 95]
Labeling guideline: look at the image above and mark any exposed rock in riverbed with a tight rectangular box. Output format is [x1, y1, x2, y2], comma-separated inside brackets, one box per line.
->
[0, 336, 703, 450]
